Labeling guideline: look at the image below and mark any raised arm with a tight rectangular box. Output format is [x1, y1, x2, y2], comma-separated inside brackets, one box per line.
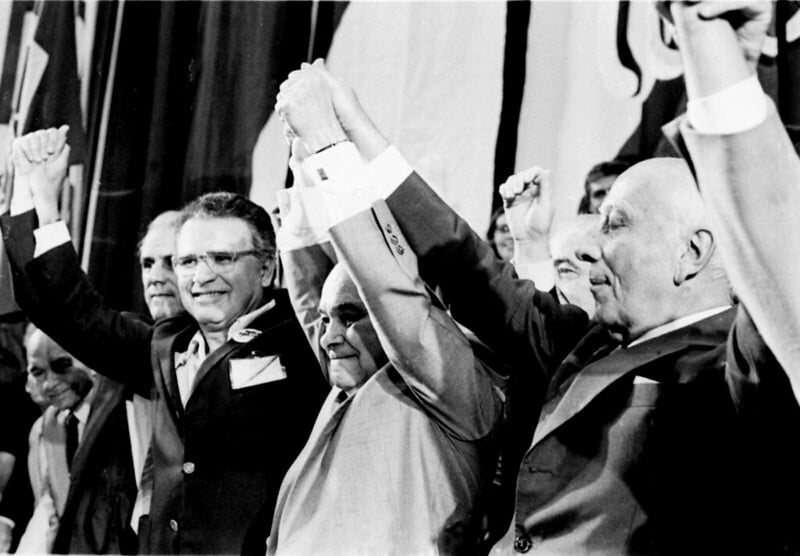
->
[276, 64, 589, 382]
[3, 129, 153, 395]
[331, 201, 501, 440]
[666, 1, 800, 400]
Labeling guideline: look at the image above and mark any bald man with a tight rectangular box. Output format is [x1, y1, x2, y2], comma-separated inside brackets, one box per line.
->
[276, 62, 800, 553]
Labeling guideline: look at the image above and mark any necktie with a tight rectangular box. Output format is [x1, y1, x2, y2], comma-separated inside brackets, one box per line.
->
[65, 413, 79, 470]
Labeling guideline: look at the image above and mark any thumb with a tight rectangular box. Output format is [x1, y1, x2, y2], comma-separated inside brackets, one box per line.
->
[54, 144, 71, 170]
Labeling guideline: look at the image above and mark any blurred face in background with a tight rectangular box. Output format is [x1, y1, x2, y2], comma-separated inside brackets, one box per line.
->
[550, 216, 598, 318]
[26, 329, 93, 411]
[490, 212, 514, 262]
[140, 211, 183, 321]
[586, 175, 617, 215]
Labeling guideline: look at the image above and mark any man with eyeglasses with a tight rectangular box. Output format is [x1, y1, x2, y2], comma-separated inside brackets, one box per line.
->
[2, 127, 328, 554]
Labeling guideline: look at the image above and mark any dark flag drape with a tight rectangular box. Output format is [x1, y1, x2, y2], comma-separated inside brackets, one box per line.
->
[20, 0, 86, 162]
[86, 1, 316, 314]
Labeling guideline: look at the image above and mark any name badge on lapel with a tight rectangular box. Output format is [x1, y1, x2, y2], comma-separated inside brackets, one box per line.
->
[229, 355, 286, 390]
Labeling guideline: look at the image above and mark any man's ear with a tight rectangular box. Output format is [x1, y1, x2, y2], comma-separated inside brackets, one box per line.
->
[260, 257, 277, 288]
[674, 229, 715, 285]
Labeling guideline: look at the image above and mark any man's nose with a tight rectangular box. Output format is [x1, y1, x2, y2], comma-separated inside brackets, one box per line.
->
[320, 321, 344, 352]
[192, 257, 218, 283]
[576, 238, 601, 264]
[43, 369, 59, 390]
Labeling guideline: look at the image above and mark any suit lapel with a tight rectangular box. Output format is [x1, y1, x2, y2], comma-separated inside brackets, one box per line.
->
[530, 309, 735, 450]
[156, 324, 194, 420]
[68, 379, 125, 486]
[186, 293, 292, 405]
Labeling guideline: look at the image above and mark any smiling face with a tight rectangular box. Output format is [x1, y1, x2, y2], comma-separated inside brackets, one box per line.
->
[175, 216, 273, 337]
[26, 329, 93, 411]
[140, 213, 182, 320]
[318, 265, 386, 394]
[576, 160, 692, 342]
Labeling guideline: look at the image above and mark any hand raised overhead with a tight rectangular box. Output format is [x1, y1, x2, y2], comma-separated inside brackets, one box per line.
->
[12, 126, 70, 225]
[499, 165, 554, 241]
[658, 1, 771, 71]
[277, 59, 389, 161]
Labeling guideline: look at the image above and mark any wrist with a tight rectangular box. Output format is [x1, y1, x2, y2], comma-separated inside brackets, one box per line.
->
[33, 198, 60, 226]
[303, 127, 348, 154]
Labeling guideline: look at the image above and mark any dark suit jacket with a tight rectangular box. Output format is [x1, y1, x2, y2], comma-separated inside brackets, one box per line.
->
[2, 210, 329, 555]
[52, 376, 138, 554]
[384, 172, 800, 554]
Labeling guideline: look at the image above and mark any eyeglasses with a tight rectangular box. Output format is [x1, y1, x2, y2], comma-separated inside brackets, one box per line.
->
[172, 250, 263, 275]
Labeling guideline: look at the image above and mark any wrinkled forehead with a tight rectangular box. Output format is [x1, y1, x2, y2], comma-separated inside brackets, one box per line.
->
[320, 265, 363, 313]
[601, 159, 695, 218]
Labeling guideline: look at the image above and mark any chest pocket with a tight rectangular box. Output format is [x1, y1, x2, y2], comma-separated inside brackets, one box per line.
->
[229, 355, 286, 390]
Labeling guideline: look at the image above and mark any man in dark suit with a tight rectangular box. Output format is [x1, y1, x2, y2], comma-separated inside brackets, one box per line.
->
[3, 129, 328, 554]
[45, 211, 184, 554]
[276, 49, 800, 553]
[17, 326, 96, 552]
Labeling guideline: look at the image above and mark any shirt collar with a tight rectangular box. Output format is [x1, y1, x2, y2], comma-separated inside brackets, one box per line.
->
[626, 305, 732, 349]
[62, 395, 92, 425]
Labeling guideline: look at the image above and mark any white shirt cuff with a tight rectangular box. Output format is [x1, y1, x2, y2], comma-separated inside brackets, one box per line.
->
[33, 220, 71, 257]
[9, 174, 33, 216]
[687, 74, 768, 134]
[303, 141, 365, 188]
[0, 515, 14, 529]
[318, 146, 412, 228]
[275, 187, 331, 252]
[513, 259, 554, 291]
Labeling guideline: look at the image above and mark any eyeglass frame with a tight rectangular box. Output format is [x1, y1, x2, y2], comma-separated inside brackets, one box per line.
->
[171, 249, 267, 275]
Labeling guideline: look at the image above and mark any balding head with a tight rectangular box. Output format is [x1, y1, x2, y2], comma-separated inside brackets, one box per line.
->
[577, 158, 729, 343]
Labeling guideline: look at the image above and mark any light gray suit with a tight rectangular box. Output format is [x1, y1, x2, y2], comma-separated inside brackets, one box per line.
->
[270, 201, 503, 555]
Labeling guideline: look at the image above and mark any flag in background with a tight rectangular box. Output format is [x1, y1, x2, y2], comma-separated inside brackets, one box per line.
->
[251, 1, 506, 234]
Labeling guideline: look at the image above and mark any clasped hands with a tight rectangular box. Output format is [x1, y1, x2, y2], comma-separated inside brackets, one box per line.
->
[275, 59, 388, 181]
[10, 125, 70, 225]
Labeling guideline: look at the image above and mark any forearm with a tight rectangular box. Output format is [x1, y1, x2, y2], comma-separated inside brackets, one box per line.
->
[683, 110, 800, 399]
[331, 205, 501, 439]
[20, 242, 154, 394]
[280, 243, 336, 357]
[386, 174, 585, 372]
[671, 4, 752, 99]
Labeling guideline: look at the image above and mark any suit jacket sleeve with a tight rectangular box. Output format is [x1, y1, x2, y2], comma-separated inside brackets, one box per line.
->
[330, 202, 501, 440]
[384, 172, 589, 383]
[2, 210, 153, 395]
[674, 100, 800, 402]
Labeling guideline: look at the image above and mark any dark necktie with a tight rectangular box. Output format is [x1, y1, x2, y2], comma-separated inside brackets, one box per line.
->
[65, 413, 79, 470]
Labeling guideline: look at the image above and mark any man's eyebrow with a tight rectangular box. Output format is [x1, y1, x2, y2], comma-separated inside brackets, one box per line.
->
[333, 302, 367, 314]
